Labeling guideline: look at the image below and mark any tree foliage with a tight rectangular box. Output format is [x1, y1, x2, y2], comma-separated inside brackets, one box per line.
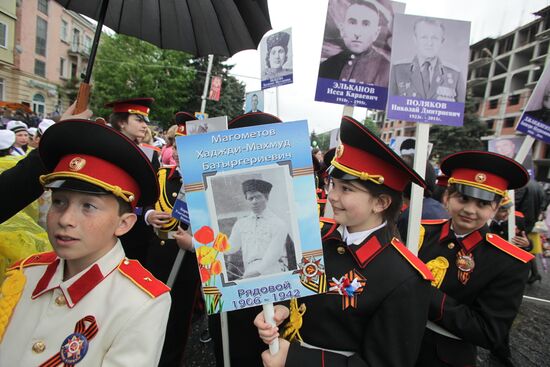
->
[429, 94, 489, 160]
[90, 34, 246, 129]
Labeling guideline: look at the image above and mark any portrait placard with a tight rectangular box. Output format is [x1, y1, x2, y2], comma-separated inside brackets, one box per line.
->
[260, 28, 294, 89]
[488, 136, 535, 177]
[186, 116, 228, 136]
[387, 14, 470, 126]
[176, 121, 325, 314]
[245, 91, 264, 113]
[516, 65, 550, 144]
[314, 0, 395, 109]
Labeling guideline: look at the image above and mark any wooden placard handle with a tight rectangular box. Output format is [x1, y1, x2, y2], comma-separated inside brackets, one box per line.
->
[74, 82, 91, 114]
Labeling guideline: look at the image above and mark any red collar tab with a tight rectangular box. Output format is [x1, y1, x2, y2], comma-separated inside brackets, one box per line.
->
[486, 233, 535, 263]
[349, 235, 384, 268]
[320, 218, 339, 241]
[66, 265, 105, 305]
[438, 221, 451, 242]
[52, 154, 141, 208]
[391, 238, 435, 281]
[32, 259, 61, 297]
[461, 230, 483, 252]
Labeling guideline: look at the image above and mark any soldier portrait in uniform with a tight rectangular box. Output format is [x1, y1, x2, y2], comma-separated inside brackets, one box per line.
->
[318, 0, 393, 87]
[207, 165, 300, 281]
[261, 30, 293, 81]
[389, 15, 468, 102]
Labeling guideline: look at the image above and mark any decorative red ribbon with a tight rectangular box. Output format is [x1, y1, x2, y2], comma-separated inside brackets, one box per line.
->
[39, 316, 98, 367]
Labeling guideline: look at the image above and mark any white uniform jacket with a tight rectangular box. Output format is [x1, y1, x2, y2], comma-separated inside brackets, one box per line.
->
[0, 241, 171, 366]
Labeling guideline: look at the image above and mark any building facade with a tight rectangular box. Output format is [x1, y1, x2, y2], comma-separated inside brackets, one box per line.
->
[2, 0, 95, 117]
[380, 6, 550, 159]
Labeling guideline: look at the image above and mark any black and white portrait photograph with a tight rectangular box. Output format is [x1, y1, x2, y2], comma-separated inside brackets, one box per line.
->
[389, 14, 469, 103]
[205, 164, 300, 281]
[260, 28, 294, 89]
[186, 116, 228, 135]
[524, 65, 550, 124]
[318, 0, 394, 86]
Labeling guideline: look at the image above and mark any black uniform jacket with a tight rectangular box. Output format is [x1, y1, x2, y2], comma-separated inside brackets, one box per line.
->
[0, 149, 47, 223]
[285, 219, 433, 367]
[416, 219, 533, 366]
[145, 166, 200, 367]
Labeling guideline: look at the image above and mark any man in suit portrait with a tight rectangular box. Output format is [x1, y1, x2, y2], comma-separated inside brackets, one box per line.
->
[246, 93, 262, 113]
[318, 0, 390, 87]
[390, 18, 465, 102]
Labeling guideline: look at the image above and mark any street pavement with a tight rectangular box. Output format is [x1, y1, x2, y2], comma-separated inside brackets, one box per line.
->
[183, 257, 550, 367]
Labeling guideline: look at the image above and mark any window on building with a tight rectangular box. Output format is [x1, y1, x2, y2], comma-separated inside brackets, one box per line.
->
[71, 62, 77, 79]
[486, 119, 494, 130]
[396, 130, 401, 136]
[59, 58, 66, 78]
[34, 59, 46, 77]
[508, 94, 520, 106]
[489, 99, 499, 109]
[60, 20, 68, 41]
[0, 22, 7, 48]
[72, 28, 80, 51]
[0, 78, 4, 101]
[36, 17, 47, 56]
[38, 0, 49, 15]
[32, 94, 46, 116]
[83, 35, 92, 53]
[504, 117, 516, 128]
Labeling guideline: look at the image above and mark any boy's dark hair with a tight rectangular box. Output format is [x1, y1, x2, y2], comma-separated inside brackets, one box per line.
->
[354, 179, 403, 237]
[116, 196, 133, 215]
[109, 112, 130, 131]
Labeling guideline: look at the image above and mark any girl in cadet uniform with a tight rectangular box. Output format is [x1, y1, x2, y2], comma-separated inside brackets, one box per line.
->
[255, 116, 434, 367]
[413, 151, 533, 367]
[104, 98, 158, 263]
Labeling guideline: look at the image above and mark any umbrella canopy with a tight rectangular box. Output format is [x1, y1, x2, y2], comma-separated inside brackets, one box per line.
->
[55, 0, 272, 57]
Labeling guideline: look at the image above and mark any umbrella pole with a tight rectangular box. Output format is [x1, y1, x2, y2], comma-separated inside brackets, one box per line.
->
[200, 55, 215, 113]
[74, 0, 110, 113]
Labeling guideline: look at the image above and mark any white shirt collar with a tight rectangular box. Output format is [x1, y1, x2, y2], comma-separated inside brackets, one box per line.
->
[342, 221, 387, 246]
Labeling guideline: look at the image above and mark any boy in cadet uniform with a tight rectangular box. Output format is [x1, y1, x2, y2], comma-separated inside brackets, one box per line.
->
[0, 119, 171, 366]
[145, 111, 201, 367]
[415, 151, 534, 367]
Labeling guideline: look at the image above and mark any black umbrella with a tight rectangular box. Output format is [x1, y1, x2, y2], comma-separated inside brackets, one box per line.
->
[55, 0, 272, 111]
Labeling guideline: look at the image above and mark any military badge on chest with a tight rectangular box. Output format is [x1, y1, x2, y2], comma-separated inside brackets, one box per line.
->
[39, 315, 98, 367]
[328, 269, 366, 309]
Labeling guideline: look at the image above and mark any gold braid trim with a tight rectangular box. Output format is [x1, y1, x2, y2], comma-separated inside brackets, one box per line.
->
[40, 171, 136, 203]
[448, 177, 505, 198]
[330, 159, 384, 185]
[0, 255, 31, 341]
[154, 169, 178, 232]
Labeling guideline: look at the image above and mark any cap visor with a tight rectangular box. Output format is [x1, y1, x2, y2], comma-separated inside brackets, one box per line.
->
[455, 184, 499, 202]
[45, 178, 110, 195]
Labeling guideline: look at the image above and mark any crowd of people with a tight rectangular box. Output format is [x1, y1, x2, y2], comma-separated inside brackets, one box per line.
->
[0, 97, 546, 367]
